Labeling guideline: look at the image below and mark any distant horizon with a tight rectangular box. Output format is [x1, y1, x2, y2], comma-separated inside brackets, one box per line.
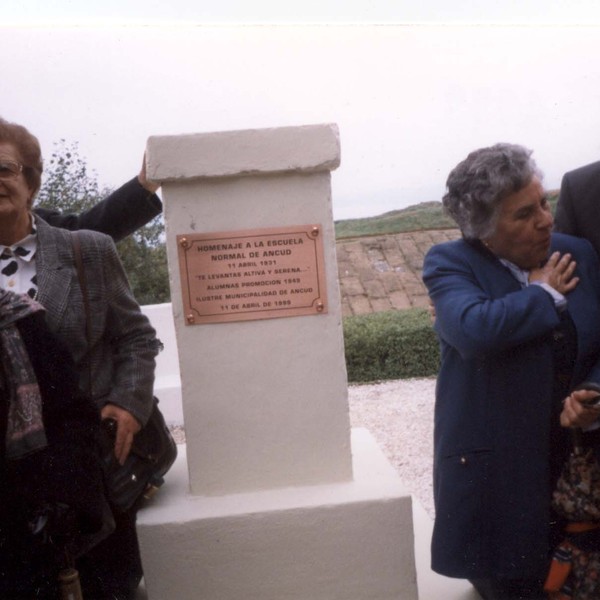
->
[333, 186, 562, 223]
[6, 24, 598, 221]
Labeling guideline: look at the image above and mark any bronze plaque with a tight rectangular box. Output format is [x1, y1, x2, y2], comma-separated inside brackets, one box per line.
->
[177, 225, 328, 324]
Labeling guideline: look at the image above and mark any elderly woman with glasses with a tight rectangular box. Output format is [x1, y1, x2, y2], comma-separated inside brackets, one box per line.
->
[0, 117, 158, 599]
[423, 143, 600, 600]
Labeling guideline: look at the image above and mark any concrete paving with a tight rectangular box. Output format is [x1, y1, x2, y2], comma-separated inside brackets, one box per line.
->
[337, 228, 461, 317]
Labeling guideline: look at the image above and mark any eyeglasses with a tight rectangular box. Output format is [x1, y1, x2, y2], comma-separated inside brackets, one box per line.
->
[0, 160, 24, 180]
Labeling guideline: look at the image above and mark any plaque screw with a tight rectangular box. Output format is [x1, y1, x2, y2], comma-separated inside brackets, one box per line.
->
[316, 301, 324, 312]
[186, 314, 195, 324]
[311, 227, 319, 237]
[179, 237, 189, 248]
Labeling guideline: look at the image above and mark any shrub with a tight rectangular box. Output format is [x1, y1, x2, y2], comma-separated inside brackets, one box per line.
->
[343, 308, 440, 382]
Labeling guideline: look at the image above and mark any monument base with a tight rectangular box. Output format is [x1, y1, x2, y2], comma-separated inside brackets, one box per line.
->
[137, 428, 417, 599]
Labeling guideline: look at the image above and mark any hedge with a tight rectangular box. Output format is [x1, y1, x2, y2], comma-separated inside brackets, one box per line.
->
[343, 308, 440, 383]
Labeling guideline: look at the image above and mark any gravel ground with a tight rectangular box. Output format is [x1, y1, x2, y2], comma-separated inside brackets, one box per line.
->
[169, 376, 437, 517]
[348, 377, 436, 517]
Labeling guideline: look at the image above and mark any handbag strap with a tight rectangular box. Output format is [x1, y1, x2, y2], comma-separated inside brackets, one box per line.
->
[71, 232, 93, 396]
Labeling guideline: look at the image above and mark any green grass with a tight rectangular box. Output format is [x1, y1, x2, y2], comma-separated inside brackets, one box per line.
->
[334, 190, 559, 240]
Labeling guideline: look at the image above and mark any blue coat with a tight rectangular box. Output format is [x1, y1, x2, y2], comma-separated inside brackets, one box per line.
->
[422, 232, 600, 580]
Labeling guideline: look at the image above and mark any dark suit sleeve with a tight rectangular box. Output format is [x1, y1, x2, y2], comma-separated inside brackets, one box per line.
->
[34, 177, 162, 242]
[552, 162, 600, 258]
[554, 172, 578, 236]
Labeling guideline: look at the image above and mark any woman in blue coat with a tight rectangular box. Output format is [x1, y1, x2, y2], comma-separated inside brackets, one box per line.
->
[423, 143, 600, 599]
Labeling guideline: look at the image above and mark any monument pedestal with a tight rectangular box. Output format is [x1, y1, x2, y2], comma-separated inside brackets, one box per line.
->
[138, 124, 417, 598]
[137, 428, 417, 599]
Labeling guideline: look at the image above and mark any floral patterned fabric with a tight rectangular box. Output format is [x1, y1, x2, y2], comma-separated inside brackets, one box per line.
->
[546, 436, 600, 598]
[0, 288, 47, 459]
[552, 449, 600, 522]
[545, 533, 600, 599]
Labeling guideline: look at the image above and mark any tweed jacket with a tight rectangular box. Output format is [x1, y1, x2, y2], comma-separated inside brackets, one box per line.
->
[423, 233, 600, 580]
[34, 177, 162, 242]
[34, 217, 158, 426]
[554, 160, 600, 255]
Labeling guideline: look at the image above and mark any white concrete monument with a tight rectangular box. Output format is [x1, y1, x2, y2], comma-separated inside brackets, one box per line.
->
[137, 124, 418, 599]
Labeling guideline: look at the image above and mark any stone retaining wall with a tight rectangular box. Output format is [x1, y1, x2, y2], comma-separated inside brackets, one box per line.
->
[337, 228, 461, 317]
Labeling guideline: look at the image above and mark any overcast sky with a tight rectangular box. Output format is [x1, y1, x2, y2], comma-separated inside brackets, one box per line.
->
[4, 1, 600, 219]
[6, 0, 600, 25]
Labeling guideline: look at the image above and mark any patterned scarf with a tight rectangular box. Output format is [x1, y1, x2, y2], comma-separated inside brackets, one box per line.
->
[0, 288, 48, 459]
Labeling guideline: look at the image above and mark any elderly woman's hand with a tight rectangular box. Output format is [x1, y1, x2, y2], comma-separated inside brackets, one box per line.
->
[100, 403, 142, 465]
[560, 389, 600, 429]
[529, 251, 579, 295]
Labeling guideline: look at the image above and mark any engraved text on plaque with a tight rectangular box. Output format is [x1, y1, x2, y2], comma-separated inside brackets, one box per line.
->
[177, 225, 328, 324]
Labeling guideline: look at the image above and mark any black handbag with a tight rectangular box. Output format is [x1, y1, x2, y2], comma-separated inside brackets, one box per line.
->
[72, 232, 177, 513]
[99, 397, 177, 512]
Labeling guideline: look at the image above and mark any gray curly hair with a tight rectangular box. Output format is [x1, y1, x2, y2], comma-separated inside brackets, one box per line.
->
[443, 143, 543, 240]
